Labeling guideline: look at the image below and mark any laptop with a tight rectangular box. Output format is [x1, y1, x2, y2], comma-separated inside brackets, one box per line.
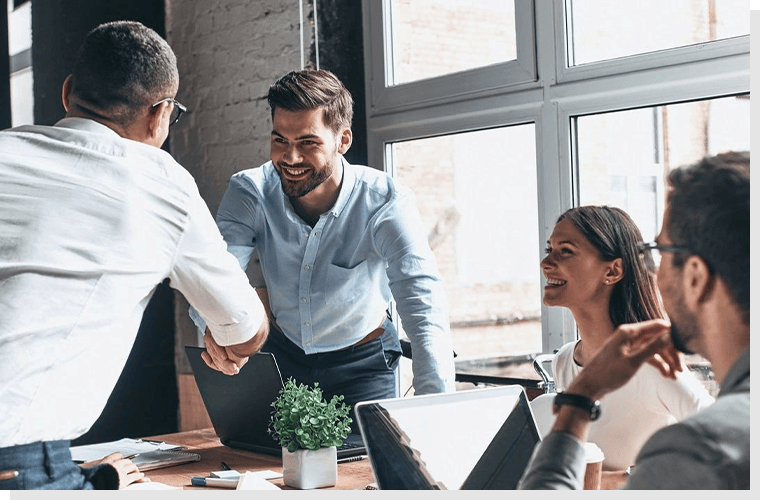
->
[355, 385, 541, 490]
[185, 346, 366, 459]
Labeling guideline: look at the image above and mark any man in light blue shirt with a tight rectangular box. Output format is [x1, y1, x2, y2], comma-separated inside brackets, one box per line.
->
[195, 70, 455, 426]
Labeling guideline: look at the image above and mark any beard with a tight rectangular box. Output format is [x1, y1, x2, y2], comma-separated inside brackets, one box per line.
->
[670, 320, 696, 355]
[666, 285, 699, 355]
[277, 161, 334, 198]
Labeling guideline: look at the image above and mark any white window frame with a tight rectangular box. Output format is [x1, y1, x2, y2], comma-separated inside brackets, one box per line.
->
[362, 0, 750, 355]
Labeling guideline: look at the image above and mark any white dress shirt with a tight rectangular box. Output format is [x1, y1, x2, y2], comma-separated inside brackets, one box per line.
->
[0, 118, 265, 447]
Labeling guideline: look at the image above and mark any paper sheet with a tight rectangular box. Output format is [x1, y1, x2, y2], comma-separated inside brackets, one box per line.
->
[69, 437, 183, 462]
[236, 471, 282, 490]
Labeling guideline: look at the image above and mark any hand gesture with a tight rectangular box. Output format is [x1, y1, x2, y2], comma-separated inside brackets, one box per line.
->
[567, 319, 679, 400]
[201, 328, 249, 375]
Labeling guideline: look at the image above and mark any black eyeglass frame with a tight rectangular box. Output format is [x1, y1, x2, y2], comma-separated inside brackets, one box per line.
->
[637, 242, 697, 272]
[151, 97, 187, 126]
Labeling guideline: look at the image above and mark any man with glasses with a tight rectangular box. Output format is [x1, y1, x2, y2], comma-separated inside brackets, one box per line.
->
[0, 21, 268, 489]
[520, 151, 749, 489]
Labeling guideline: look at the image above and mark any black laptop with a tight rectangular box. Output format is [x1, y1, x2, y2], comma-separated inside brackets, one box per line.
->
[185, 346, 366, 459]
[355, 385, 541, 490]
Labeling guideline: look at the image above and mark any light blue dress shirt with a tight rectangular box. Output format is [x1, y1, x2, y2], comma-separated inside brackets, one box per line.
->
[192, 157, 455, 394]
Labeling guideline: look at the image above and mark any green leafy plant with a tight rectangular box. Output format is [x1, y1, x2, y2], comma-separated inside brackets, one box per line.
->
[268, 378, 352, 452]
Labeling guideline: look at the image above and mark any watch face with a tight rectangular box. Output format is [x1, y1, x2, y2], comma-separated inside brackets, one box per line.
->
[589, 401, 601, 421]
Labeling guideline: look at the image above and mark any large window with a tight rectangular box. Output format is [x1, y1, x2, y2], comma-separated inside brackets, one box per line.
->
[363, 0, 749, 385]
[7, 0, 33, 126]
[393, 125, 542, 360]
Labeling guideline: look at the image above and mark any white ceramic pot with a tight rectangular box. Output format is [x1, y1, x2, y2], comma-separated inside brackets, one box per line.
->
[281, 446, 338, 489]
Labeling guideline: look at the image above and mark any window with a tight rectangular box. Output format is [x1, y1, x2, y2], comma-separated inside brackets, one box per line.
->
[388, 0, 517, 85]
[393, 125, 542, 360]
[7, 0, 33, 126]
[566, 0, 749, 66]
[575, 95, 750, 241]
[363, 0, 749, 387]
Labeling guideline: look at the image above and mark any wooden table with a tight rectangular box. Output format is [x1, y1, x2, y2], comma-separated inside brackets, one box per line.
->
[142, 428, 376, 490]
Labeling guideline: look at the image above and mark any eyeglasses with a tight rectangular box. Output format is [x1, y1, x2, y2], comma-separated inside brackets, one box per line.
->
[637, 242, 692, 272]
[151, 97, 187, 126]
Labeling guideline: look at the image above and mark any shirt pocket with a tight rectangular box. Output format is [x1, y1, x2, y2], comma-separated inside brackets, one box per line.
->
[324, 260, 368, 305]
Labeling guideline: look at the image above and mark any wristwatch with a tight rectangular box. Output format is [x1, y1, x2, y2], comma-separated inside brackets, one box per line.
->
[553, 392, 602, 421]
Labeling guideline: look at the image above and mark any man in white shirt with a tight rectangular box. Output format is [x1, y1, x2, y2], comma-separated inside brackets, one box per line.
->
[0, 21, 267, 490]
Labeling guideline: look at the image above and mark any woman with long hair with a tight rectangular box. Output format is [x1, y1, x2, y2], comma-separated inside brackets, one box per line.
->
[542, 205, 713, 482]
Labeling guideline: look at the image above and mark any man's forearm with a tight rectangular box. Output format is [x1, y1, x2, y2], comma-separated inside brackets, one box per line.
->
[227, 315, 270, 358]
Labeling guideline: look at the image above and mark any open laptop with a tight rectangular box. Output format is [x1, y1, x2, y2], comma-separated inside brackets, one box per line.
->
[185, 346, 366, 459]
[355, 385, 541, 490]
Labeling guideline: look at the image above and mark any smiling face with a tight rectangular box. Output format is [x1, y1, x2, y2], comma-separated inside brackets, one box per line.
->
[270, 107, 350, 199]
[541, 218, 615, 312]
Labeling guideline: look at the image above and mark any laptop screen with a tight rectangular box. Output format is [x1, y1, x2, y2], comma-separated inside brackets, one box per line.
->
[355, 385, 541, 490]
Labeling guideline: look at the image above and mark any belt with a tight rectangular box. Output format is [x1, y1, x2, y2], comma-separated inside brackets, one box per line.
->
[271, 318, 385, 350]
[351, 325, 385, 347]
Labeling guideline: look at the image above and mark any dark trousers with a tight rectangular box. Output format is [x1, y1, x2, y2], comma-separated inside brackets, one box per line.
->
[0, 440, 117, 490]
[261, 314, 402, 433]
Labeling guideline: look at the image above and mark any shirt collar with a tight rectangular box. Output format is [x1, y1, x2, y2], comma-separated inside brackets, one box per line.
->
[329, 156, 355, 218]
[54, 117, 121, 138]
[718, 345, 749, 397]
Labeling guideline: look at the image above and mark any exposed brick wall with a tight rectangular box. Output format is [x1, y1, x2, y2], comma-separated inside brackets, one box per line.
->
[167, 0, 315, 373]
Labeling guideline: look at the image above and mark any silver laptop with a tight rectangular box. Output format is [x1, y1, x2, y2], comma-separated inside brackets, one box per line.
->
[355, 385, 541, 490]
[185, 346, 366, 459]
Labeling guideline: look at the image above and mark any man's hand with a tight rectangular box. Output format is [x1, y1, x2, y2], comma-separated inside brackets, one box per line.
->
[201, 329, 249, 375]
[567, 319, 677, 401]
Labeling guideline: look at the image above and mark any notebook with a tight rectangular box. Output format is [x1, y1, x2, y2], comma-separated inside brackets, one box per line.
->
[70, 438, 201, 471]
[355, 385, 542, 490]
[185, 346, 366, 459]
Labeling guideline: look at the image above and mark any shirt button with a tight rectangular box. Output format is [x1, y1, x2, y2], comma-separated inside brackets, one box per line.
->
[304, 322, 310, 327]
[301, 297, 308, 302]
[304, 264, 310, 271]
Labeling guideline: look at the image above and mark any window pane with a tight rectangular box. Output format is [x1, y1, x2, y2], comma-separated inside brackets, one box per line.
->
[8, 0, 32, 55]
[10, 68, 34, 126]
[389, 0, 517, 85]
[567, 0, 749, 66]
[393, 125, 542, 366]
[576, 94, 750, 242]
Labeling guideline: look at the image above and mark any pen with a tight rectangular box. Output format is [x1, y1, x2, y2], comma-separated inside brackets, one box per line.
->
[191, 476, 240, 488]
[337, 455, 367, 464]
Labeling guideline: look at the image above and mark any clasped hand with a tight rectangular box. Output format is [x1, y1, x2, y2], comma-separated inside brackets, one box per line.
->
[201, 329, 249, 375]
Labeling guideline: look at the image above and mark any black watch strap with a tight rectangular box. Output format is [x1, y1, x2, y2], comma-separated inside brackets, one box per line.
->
[553, 392, 602, 421]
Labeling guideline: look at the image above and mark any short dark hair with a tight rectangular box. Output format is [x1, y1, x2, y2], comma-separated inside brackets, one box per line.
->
[71, 21, 178, 124]
[267, 69, 353, 133]
[665, 151, 750, 325]
[558, 206, 664, 328]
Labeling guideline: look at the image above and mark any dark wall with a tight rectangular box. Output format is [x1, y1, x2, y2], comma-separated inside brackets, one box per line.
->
[315, 0, 367, 167]
[30, 0, 179, 444]
[1, 3, 11, 130]
[31, 0, 165, 125]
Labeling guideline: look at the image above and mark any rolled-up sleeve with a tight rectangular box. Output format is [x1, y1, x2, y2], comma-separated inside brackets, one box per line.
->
[374, 190, 455, 394]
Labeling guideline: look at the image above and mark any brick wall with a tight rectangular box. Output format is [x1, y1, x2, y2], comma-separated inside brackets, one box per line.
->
[166, 0, 315, 376]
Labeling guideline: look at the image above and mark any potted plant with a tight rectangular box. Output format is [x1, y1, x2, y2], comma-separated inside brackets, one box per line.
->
[268, 378, 352, 489]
